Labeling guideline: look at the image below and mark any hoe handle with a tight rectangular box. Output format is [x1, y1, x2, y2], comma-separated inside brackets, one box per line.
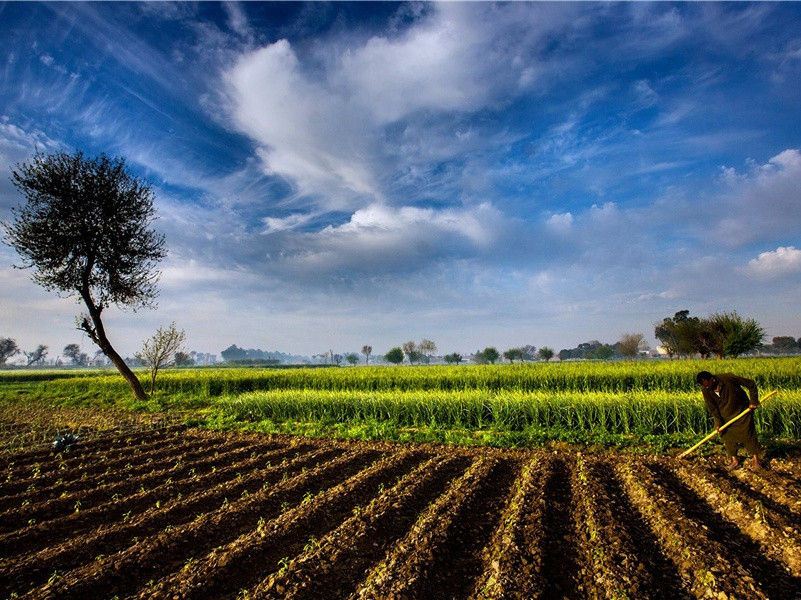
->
[679, 390, 778, 458]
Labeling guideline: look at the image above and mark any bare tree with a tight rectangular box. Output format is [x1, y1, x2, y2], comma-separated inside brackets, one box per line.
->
[402, 340, 421, 364]
[24, 344, 48, 366]
[418, 339, 437, 364]
[0, 338, 19, 365]
[136, 322, 185, 394]
[362, 345, 372, 365]
[618, 333, 646, 359]
[4, 151, 166, 400]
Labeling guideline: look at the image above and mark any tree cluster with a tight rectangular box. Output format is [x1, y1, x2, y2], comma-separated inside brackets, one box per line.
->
[558, 340, 618, 361]
[220, 345, 305, 364]
[761, 336, 801, 355]
[654, 310, 764, 358]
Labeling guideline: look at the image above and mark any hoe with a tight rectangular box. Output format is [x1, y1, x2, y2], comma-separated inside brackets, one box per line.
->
[679, 389, 778, 458]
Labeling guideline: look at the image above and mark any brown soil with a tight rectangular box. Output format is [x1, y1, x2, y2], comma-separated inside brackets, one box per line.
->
[1, 421, 800, 600]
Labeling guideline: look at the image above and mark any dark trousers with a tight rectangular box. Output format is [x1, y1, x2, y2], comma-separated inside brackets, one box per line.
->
[722, 419, 762, 458]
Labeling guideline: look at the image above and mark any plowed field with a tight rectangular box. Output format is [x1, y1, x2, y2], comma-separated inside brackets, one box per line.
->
[2, 424, 801, 599]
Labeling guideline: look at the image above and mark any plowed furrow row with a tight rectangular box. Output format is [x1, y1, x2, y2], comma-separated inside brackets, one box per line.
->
[353, 456, 502, 599]
[2, 426, 186, 471]
[538, 457, 583, 600]
[0, 444, 328, 598]
[27, 449, 382, 600]
[616, 459, 768, 599]
[140, 450, 428, 600]
[1, 435, 276, 509]
[729, 465, 801, 520]
[256, 454, 469, 599]
[673, 460, 801, 577]
[0, 434, 224, 496]
[2, 427, 191, 479]
[577, 457, 690, 600]
[0, 444, 267, 555]
[770, 461, 801, 483]
[0, 439, 265, 525]
[650, 461, 801, 596]
[468, 455, 550, 600]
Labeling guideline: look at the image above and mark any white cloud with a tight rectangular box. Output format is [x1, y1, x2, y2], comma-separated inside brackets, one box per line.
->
[225, 39, 379, 207]
[713, 148, 801, 246]
[275, 202, 509, 278]
[744, 246, 801, 279]
[222, 4, 578, 209]
[547, 212, 574, 231]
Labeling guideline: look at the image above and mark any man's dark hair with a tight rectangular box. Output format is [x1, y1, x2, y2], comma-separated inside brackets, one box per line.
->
[696, 370, 714, 385]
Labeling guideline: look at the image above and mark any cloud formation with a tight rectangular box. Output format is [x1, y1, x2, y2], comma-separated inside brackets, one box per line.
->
[745, 246, 801, 279]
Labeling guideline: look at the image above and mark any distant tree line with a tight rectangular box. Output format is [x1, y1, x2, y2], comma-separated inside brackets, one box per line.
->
[220, 344, 306, 364]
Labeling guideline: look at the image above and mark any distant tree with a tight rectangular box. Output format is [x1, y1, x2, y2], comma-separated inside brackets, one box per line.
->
[385, 347, 404, 364]
[136, 322, 185, 393]
[655, 310, 700, 357]
[220, 345, 247, 362]
[63, 343, 88, 366]
[473, 350, 487, 364]
[333, 353, 343, 366]
[618, 333, 646, 359]
[538, 346, 554, 361]
[174, 351, 194, 366]
[0, 338, 19, 365]
[708, 312, 764, 358]
[401, 341, 418, 364]
[521, 345, 537, 361]
[345, 352, 359, 365]
[24, 344, 48, 366]
[418, 339, 437, 364]
[482, 347, 500, 364]
[4, 151, 166, 400]
[503, 348, 524, 363]
[586, 344, 615, 360]
[771, 336, 799, 354]
[444, 352, 462, 364]
[362, 345, 372, 365]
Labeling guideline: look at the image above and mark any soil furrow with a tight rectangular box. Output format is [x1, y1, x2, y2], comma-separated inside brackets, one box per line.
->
[0, 442, 268, 556]
[353, 456, 498, 599]
[2, 434, 274, 505]
[1, 426, 187, 471]
[256, 454, 469, 599]
[1, 427, 192, 480]
[538, 456, 583, 600]
[0, 433, 222, 498]
[0, 443, 328, 598]
[0, 438, 263, 525]
[616, 458, 769, 599]
[727, 464, 801, 523]
[578, 457, 691, 600]
[468, 455, 551, 600]
[674, 459, 801, 576]
[25, 448, 382, 600]
[138, 449, 428, 600]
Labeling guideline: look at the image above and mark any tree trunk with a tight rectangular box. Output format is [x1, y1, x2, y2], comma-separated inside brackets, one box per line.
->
[79, 289, 148, 402]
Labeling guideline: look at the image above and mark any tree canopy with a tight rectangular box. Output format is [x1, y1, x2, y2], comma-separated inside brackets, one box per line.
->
[4, 151, 166, 399]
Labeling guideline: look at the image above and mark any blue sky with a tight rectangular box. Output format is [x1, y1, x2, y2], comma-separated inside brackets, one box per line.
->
[1, 2, 800, 359]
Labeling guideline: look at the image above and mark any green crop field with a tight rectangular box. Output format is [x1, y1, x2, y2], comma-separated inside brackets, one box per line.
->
[2, 357, 800, 449]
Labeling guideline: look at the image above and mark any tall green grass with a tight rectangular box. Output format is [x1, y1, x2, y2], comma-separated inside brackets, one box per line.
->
[217, 388, 801, 438]
[20, 356, 801, 397]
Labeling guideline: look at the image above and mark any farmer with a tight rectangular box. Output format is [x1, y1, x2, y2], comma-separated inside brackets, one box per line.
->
[696, 371, 763, 469]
